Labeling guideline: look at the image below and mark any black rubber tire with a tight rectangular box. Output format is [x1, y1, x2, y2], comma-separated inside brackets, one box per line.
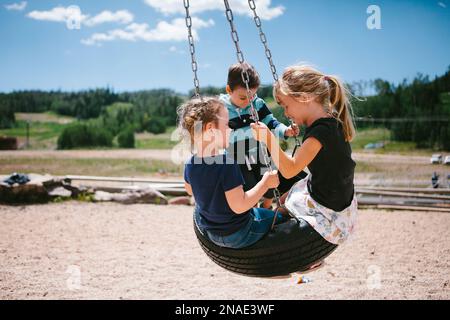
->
[194, 216, 338, 277]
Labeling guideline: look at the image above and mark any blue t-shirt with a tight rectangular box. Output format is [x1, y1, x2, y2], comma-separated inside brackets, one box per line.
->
[184, 153, 251, 236]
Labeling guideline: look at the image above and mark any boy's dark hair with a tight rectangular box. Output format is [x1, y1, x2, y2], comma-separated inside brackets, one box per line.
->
[227, 62, 260, 90]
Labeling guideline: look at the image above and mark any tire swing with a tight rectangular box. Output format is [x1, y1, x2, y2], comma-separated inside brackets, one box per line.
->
[183, 0, 338, 277]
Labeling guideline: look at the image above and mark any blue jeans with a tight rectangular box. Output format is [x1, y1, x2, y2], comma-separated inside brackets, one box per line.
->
[195, 208, 285, 249]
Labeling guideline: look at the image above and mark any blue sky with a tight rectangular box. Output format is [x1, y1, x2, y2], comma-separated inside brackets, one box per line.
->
[0, 0, 449, 94]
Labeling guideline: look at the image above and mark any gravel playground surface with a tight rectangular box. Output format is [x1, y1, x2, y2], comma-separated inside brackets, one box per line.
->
[1, 202, 449, 300]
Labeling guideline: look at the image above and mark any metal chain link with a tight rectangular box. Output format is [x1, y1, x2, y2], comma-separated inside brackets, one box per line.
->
[247, 0, 301, 153]
[183, 0, 298, 226]
[223, 0, 283, 215]
[247, 0, 278, 82]
[223, 0, 258, 122]
[184, 0, 201, 98]
[246, 0, 302, 227]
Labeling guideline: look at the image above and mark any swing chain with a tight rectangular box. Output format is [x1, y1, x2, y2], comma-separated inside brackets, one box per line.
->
[246, 0, 301, 153]
[247, 0, 302, 226]
[183, 0, 201, 98]
[223, 0, 283, 215]
[223, 0, 258, 122]
[247, 0, 278, 82]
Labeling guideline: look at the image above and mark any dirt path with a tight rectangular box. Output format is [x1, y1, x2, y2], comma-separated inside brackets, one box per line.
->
[0, 149, 433, 163]
[0, 149, 174, 161]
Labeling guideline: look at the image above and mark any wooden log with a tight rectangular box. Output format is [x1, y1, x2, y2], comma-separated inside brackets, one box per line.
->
[356, 189, 450, 201]
[359, 204, 450, 213]
[65, 175, 184, 185]
[168, 196, 193, 205]
[85, 185, 187, 197]
[93, 188, 168, 205]
[355, 186, 450, 195]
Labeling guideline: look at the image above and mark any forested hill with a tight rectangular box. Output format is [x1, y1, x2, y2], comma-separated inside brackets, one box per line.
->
[1, 67, 449, 150]
[351, 67, 450, 150]
[0, 88, 183, 129]
[352, 66, 450, 119]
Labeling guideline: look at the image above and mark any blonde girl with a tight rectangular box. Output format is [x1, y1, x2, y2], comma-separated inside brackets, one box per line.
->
[251, 65, 358, 245]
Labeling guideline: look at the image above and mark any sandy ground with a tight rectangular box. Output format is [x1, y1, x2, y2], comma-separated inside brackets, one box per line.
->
[0, 202, 449, 300]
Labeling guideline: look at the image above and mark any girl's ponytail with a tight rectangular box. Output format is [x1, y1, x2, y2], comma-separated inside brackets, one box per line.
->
[327, 75, 356, 142]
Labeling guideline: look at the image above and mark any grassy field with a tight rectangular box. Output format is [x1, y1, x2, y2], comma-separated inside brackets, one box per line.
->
[0, 112, 74, 149]
[135, 128, 179, 149]
[15, 111, 75, 124]
[349, 127, 431, 154]
[0, 113, 179, 150]
[0, 112, 446, 156]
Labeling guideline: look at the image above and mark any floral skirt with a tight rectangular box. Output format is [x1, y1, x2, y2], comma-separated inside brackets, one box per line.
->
[284, 176, 358, 245]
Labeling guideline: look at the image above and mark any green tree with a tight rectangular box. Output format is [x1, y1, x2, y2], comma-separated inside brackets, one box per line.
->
[57, 123, 113, 149]
[146, 117, 166, 134]
[118, 128, 135, 148]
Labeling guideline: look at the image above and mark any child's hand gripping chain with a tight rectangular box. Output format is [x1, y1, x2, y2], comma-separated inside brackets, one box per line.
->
[262, 170, 280, 189]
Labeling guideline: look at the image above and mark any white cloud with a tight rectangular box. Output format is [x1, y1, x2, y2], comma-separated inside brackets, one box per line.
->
[84, 10, 134, 27]
[27, 6, 87, 23]
[81, 17, 215, 46]
[438, 2, 447, 8]
[4, 1, 27, 11]
[27, 6, 134, 27]
[144, 0, 284, 20]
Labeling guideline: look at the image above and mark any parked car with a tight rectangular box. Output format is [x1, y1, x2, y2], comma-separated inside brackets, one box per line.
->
[444, 156, 450, 165]
[430, 154, 443, 164]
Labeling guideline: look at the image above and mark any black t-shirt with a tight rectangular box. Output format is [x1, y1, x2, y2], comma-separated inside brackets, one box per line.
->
[302, 117, 355, 211]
